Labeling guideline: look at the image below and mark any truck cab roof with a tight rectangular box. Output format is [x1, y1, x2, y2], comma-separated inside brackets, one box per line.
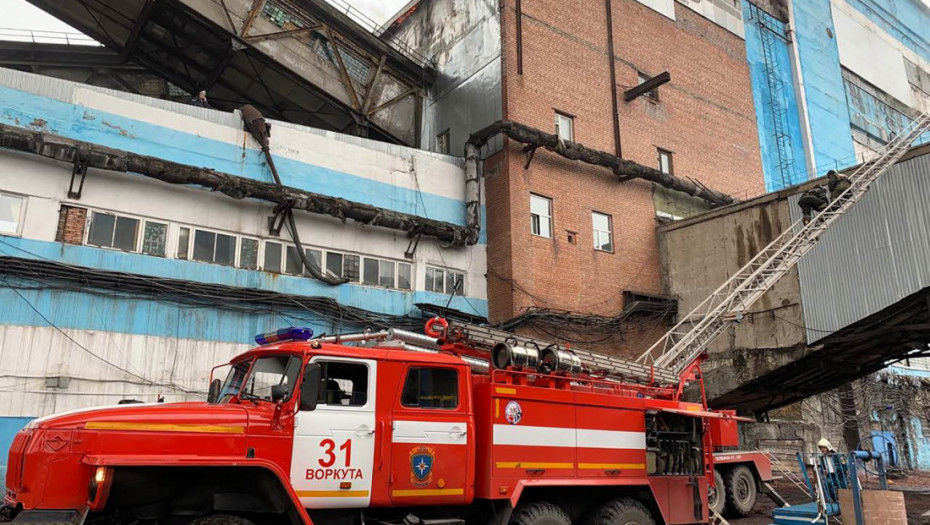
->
[232, 341, 470, 367]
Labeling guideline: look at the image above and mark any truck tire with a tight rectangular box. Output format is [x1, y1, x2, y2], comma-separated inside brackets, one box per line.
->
[724, 465, 757, 517]
[187, 515, 256, 525]
[511, 502, 570, 525]
[586, 498, 655, 525]
[708, 469, 725, 516]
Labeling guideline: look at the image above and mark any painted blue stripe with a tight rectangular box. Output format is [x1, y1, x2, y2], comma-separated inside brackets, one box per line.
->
[0, 84, 487, 243]
[0, 236, 488, 341]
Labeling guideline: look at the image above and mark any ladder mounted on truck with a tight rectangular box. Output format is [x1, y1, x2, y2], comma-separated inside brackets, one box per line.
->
[636, 113, 930, 380]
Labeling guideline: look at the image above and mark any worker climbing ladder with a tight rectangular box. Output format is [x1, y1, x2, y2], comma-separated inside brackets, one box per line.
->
[636, 113, 930, 380]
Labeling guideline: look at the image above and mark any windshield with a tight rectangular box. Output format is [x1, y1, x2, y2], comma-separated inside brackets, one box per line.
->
[218, 355, 302, 403]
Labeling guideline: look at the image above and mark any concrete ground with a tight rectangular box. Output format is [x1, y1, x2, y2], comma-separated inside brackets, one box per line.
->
[729, 475, 930, 525]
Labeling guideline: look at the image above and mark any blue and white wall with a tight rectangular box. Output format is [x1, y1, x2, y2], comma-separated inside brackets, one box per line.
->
[743, 0, 929, 191]
[0, 68, 487, 451]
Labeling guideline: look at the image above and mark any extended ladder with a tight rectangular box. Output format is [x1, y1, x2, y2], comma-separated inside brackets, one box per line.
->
[637, 113, 930, 378]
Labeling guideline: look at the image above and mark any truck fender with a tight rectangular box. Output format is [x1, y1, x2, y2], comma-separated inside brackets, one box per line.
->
[81, 456, 313, 525]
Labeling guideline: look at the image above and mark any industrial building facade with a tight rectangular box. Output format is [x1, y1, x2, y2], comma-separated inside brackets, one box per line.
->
[744, 0, 930, 191]
[0, 68, 487, 454]
[388, 0, 766, 357]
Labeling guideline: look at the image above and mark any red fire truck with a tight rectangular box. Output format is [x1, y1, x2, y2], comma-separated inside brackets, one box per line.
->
[1, 322, 771, 525]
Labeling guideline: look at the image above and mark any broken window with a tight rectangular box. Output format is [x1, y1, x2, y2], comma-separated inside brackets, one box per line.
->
[178, 227, 190, 260]
[555, 112, 574, 141]
[362, 257, 405, 289]
[658, 149, 673, 175]
[397, 263, 412, 290]
[592, 212, 613, 252]
[239, 238, 259, 270]
[530, 194, 552, 238]
[87, 211, 139, 252]
[285, 245, 304, 275]
[436, 129, 451, 154]
[344, 254, 360, 282]
[0, 193, 24, 235]
[141, 221, 167, 257]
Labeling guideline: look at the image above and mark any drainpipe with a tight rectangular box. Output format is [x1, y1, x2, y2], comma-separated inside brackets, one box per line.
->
[785, 0, 819, 178]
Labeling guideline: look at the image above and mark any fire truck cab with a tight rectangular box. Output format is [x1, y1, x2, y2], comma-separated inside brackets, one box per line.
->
[3, 327, 741, 525]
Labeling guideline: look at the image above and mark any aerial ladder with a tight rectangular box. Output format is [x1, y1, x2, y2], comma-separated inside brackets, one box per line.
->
[433, 112, 930, 393]
[635, 112, 930, 382]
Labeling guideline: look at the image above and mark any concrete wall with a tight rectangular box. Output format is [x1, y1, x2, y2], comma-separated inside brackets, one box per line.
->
[384, 0, 503, 156]
[792, 0, 858, 174]
[658, 189, 807, 401]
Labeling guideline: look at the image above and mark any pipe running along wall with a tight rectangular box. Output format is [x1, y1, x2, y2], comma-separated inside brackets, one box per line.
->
[466, 120, 736, 207]
[0, 123, 479, 249]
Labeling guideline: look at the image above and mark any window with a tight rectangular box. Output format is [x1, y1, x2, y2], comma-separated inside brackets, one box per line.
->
[425, 267, 465, 294]
[638, 72, 659, 100]
[397, 263, 412, 290]
[326, 252, 344, 279]
[658, 149, 673, 175]
[361, 257, 409, 289]
[141, 221, 168, 257]
[555, 112, 574, 141]
[401, 367, 459, 409]
[240, 356, 302, 402]
[178, 227, 190, 259]
[264, 241, 283, 273]
[317, 361, 369, 407]
[239, 238, 259, 270]
[285, 245, 304, 275]
[436, 129, 450, 154]
[530, 194, 552, 238]
[592, 212, 613, 252]
[192, 229, 236, 266]
[0, 193, 25, 235]
[87, 211, 139, 252]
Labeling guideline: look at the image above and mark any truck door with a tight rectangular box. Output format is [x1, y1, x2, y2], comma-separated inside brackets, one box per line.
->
[389, 364, 472, 505]
[291, 357, 377, 509]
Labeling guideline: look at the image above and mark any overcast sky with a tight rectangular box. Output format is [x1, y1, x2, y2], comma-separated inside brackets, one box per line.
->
[6, 0, 410, 33]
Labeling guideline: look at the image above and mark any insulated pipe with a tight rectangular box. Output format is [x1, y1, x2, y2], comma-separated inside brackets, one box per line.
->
[463, 143, 482, 245]
[466, 120, 736, 207]
[241, 105, 347, 285]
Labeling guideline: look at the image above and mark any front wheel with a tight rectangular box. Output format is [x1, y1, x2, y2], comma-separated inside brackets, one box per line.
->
[586, 498, 655, 525]
[725, 465, 757, 517]
[510, 502, 570, 525]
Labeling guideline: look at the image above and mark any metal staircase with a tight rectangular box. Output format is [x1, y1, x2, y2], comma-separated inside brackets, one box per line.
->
[763, 450, 811, 501]
[636, 112, 930, 380]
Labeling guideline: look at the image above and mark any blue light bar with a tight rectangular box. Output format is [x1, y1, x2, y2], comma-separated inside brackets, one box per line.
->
[255, 327, 314, 345]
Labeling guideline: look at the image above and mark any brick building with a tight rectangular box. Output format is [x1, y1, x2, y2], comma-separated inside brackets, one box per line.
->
[389, 0, 765, 356]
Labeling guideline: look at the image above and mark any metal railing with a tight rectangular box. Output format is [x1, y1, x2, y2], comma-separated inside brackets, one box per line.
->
[0, 28, 101, 47]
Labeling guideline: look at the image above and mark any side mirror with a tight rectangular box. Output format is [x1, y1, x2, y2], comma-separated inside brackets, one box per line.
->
[271, 384, 289, 403]
[207, 378, 222, 404]
[300, 363, 322, 411]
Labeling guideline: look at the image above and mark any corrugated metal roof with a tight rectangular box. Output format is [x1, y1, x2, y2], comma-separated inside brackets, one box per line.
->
[794, 153, 930, 343]
[0, 66, 465, 167]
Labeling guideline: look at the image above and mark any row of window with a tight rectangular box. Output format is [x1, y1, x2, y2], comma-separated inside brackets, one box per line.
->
[80, 209, 462, 293]
[530, 194, 615, 252]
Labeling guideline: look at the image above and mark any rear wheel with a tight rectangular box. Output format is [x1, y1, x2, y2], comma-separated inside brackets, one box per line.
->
[586, 498, 655, 525]
[510, 502, 570, 525]
[724, 465, 757, 517]
[708, 469, 726, 516]
[187, 515, 256, 525]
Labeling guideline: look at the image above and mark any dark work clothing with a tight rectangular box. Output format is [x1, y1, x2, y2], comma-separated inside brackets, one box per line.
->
[828, 176, 851, 201]
[798, 187, 828, 222]
[190, 98, 210, 108]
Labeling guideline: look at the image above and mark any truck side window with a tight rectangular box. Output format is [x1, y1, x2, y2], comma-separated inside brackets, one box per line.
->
[401, 367, 458, 409]
[317, 361, 368, 406]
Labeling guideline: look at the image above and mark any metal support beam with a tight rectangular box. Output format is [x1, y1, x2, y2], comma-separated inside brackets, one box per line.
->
[361, 54, 387, 114]
[245, 24, 322, 43]
[624, 71, 671, 102]
[240, 0, 267, 37]
[324, 26, 362, 111]
[68, 155, 89, 199]
[515, 0, 523, 75]
[118, 0, 157, 62]
[367, 87, 416, 117]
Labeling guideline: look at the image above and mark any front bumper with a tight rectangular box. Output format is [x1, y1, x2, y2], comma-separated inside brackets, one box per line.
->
[3, 509, 85, 525]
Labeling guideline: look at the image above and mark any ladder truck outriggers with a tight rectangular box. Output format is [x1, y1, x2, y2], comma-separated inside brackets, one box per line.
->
[3, 114, 928, 525]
